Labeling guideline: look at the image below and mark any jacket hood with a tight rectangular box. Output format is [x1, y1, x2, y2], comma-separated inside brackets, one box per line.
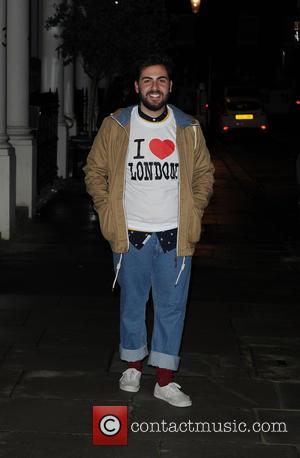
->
[111, 104, 197, 128]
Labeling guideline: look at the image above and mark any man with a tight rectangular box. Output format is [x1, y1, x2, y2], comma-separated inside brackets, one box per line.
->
[84, 55, 214, 407]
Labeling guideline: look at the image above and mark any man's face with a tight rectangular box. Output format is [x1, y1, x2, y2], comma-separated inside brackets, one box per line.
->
[134, 64, 173, 114]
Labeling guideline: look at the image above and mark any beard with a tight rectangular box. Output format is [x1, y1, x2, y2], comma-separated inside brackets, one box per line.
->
[138, 90, 170, 112]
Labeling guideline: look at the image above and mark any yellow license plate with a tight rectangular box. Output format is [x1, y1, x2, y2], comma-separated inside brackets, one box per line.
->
[235, 114, 253, 120]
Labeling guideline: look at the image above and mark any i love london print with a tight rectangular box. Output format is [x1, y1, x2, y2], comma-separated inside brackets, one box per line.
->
[128, 137, 179, 182]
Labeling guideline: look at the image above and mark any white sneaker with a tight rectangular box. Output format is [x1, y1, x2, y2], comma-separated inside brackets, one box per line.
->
[154, 382, 192, 407]
[119, 368, 141, 392]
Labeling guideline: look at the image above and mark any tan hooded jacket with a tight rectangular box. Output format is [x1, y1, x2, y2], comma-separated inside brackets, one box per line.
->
[84, 104, 214, 256]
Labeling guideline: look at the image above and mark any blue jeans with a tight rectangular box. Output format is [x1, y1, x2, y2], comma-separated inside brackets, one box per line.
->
[113, 233, 192, 371]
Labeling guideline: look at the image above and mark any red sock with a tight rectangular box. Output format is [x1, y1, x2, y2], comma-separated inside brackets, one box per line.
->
[128, 360, 143, 372]
[156, 367, 173, 387]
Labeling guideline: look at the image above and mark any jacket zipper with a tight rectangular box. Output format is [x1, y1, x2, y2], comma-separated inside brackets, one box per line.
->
[176, 125, 195, 257]
[176, 131, 181, 257]
[110, 115, 130, 251]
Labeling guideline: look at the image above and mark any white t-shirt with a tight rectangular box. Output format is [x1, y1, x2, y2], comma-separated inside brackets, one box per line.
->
[124, 106, 179, 231]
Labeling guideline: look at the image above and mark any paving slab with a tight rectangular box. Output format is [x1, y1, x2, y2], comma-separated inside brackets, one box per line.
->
[250, 306, 300, 321]
[2, 344, 113, 372]
[232, 302, 300, 317]
[182, 333, 240, 354]
[240, 336, 300, 347]
[189, 268, 298, 304]
[43, 314, 118, 328]
[0, 399, 127, 434]
[0, 368, 23, 397]
[0, 310, 29, 326]
[209, 376, 280, 409]
[256, 408, 300, 444]
[0, 432, 158, 458]
[130, 400, 260, 443]
[182, 303, 240, 353]
[160, 440, 299, 457]
[0, 345, 11, 362]
[249, 345, 300, 381]
[183, 309, 233, 333]
[24, 310, 119, 332]
[208, 354, 249, 378]
[57, 295, 119, 309]
[0, 325, 45, 345]
[232, 317, 300, 339]
[195, 250, 292, 272]
[1, 262, 114, 296]
[277, 382, 300, 409]
[38, 327, 118, 347]
[11, 371, 134, 402]
[0, 295, 60, 309]
[184, 300, 232, 318]
[134, 375, 276, 411]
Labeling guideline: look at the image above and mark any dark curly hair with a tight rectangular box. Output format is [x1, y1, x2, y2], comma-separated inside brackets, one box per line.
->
[134, 54, 174, 81]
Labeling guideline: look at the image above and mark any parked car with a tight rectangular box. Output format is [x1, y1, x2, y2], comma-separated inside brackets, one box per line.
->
[218, 87, 269, 135]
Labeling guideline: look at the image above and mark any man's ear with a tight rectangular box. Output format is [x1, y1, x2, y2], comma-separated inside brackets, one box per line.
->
[134, 81, 139, 94]
[169, 80, 173, 93]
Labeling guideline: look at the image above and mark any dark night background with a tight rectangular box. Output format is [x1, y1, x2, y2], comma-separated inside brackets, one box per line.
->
[166, 0, 300, 85]
[98, 0, 300, 128]
[1, 1, 300, 455]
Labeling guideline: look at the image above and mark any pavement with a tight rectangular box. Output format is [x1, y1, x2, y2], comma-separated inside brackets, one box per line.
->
[0, 146, 300, 457]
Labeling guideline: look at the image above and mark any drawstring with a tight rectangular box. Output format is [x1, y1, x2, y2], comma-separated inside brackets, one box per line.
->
[175, 256, 185, 286]
[192, 125, 197, 150]
[113, 253, 185, 289]
[112, 253, 123, 291]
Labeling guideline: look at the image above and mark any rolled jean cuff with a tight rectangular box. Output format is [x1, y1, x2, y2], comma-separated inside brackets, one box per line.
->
[148, 351, 180, 371]
[119, 344, 148, 362]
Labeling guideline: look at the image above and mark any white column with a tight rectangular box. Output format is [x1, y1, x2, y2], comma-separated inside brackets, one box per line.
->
[40, 0, 60, 92]
[75, 55, 91, 133]
[7, 0, 37, 218]
[0, 0, 16, 239]
[63, 0, 76, 136]
[41, 0, 68, 178]
[64, 61, 77, 136]
[57, 46, 68, 177]
[30, 0, 40, 58]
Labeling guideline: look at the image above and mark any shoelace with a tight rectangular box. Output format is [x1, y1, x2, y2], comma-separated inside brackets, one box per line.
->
[166, 382, 182, 393]
[164, 382, 190, 400]
[121, 368, 139, 381]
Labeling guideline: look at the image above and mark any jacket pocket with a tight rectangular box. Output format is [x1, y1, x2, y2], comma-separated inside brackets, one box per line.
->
[188, 205, 203, 243]
[97, 199, 116, 242]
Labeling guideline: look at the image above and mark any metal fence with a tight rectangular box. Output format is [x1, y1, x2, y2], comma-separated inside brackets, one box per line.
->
[30, 91, 58, 193]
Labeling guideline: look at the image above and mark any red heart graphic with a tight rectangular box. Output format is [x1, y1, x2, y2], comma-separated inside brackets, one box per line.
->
[149, 139, 175, 160]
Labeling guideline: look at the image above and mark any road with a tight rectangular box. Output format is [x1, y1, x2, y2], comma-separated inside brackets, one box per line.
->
[215, 129, 298, 216]
[192, 126, 300, 303]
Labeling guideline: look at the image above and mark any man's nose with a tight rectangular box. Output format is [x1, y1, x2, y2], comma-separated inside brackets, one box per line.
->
[151, 80, 158, 90]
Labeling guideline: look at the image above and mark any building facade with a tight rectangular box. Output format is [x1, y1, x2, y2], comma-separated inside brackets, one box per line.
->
[0, 0, 89, 240]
